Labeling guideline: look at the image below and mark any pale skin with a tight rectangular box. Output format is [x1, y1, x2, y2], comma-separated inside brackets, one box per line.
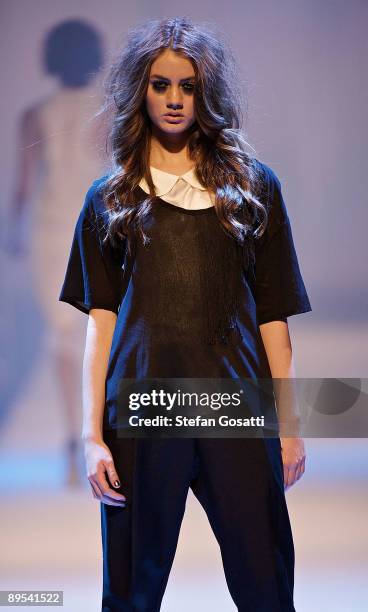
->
[84, 48, 305, 506]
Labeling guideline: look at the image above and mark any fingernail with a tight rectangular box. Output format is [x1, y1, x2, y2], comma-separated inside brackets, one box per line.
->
[114, 480, 121, 487]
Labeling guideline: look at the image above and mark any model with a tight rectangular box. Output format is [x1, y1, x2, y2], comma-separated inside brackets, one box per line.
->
[59, 16, 312, 612]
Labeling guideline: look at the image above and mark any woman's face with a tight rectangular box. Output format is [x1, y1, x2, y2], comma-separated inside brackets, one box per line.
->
[145, 48, 197, 137]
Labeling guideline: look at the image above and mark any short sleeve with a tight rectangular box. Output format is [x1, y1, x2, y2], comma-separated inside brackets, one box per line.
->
[58, 178, 126, 315]
[254, 163, 312, 325]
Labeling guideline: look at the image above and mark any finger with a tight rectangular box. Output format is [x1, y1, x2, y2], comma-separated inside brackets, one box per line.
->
[97, 469, 127, 501]
[91, 476, 126, 506]
[293, 451, 307, 484]
[293, 456, 303, 480]
[102, 487, 127, 502]
[89, 479, 102, 499]
[283, 461, 295, 488]
[294, 454, 305, 481]
[101, 497, 126, 507]
[294, 462, 302, 482]
[284, 470, 293, 491]
[285, 464, 298, 488]
[89, 482, 99, 499]
[104, 459, 122, 490]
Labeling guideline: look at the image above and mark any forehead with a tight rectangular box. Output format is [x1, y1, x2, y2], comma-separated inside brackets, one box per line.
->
[149, 49, 195, 79]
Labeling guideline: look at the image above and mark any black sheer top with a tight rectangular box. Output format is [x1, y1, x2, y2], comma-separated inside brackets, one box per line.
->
[59, 161, 312, 427]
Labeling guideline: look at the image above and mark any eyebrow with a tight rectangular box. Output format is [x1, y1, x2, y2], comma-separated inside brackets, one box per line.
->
[150, 74, 195, 82]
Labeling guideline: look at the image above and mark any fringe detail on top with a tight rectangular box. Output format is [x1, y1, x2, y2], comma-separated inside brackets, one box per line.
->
[197, 216, 247, 345]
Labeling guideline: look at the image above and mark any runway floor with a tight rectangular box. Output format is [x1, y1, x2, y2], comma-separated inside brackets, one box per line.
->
[0, 475, 367, 612]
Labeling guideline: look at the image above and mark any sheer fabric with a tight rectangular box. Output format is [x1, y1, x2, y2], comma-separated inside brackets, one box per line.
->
[59, 160, 312, 425]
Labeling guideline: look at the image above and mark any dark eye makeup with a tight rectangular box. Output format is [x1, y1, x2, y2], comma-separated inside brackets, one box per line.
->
[151, 80, 195, 93]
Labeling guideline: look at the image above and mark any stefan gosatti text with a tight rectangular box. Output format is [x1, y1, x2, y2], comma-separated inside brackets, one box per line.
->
[128, 414, 266, 428]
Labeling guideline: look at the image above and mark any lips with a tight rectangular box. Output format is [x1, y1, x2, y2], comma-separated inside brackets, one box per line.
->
[164, 113, 184, 117]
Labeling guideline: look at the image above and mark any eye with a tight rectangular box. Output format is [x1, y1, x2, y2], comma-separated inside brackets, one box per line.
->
[151, 80, 195, 93]
[152, 80, 167, 91]
[182, 83, 195, 93]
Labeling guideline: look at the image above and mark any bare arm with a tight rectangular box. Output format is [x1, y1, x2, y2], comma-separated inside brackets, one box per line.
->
[82, 308, 126, 506]
[259, 320, 298, 428]
[82, 308, 117, 442]
[259, 320, 306, 489]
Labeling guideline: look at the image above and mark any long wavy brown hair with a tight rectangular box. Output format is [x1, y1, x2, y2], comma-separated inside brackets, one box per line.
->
[98, 16, 268, 269]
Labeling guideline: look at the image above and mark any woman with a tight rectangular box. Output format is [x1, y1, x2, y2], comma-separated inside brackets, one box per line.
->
[59, 16, 312, 611]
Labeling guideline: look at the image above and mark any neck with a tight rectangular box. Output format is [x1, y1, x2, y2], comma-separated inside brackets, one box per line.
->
[150, 126, 193, 163]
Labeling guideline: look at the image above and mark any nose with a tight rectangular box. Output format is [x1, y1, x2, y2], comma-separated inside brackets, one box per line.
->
[167, 102, 183, 110]
[166, 86, 184, 110]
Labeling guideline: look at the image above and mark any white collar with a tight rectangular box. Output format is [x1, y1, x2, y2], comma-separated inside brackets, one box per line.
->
[139, 166, 206, 197]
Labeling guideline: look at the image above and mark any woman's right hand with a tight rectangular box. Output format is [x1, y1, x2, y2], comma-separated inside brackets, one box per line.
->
[84, 437, 127, 507]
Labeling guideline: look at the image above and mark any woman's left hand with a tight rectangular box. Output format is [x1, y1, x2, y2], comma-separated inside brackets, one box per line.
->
[280, 437, 306, 491]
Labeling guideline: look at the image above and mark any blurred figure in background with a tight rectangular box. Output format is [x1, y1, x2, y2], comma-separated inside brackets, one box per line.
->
[6, 19, 107, 485]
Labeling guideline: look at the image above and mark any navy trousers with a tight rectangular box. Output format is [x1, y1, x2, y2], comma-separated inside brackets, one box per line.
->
[100, 434, 296, 612]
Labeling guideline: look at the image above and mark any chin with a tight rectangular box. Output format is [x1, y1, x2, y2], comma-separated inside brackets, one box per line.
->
[156, 123, 190, 135]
